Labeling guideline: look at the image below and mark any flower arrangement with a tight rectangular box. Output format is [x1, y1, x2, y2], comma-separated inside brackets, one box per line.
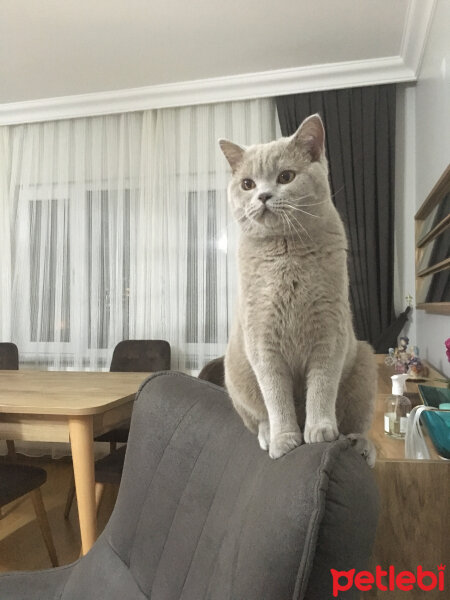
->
[385, 337, 450, 386]
[384, 336, 427, 378]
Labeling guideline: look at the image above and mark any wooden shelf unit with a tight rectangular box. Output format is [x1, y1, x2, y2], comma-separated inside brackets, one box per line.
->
[414, 164, 450, 313]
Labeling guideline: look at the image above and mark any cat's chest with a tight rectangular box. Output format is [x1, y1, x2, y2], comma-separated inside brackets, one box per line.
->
[242, 251, 317, 308]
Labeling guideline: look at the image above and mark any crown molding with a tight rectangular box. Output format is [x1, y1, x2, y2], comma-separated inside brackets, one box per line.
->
[400, 0, 437, 77]
[0, 0, 435, 126]
[0, 57, 415, 126]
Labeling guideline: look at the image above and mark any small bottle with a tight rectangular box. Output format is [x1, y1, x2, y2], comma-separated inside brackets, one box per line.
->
[384, 374, 411, 439]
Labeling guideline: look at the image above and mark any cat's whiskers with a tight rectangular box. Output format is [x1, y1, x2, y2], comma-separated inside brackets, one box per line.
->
[295, 199, 328, 208]
[236, 212, 255, 236]
[279, 211, 292, 239]
[281, 211, 308, 247]
[285, 210, 313, 243]
[280, 212, 289, 238]
[291, 193, 313, 203]
[275, 202, 321, 218]
[269, 204, 308, 246]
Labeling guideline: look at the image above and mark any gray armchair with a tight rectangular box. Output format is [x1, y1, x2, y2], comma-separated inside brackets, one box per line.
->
[0, 372, 378, 599]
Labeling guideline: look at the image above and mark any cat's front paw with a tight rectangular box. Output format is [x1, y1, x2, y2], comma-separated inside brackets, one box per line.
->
[304, 421, 339, 443]
[257, 421, 270, 451]
[345, 433, 377, 468]
[269, 431, 302, 459]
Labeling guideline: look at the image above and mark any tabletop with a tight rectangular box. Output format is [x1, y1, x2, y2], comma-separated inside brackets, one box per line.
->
[0, 370, 151, 415]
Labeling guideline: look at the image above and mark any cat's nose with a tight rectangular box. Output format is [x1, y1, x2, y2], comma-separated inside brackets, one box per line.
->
[258, 193, 273, 204]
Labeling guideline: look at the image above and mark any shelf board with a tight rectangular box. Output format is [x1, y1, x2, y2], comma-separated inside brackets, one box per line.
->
[415, 164, 450, 220]
[416, 302, 450, 315]
[417, 257, 450, 278]
[417, 213, 450, 248]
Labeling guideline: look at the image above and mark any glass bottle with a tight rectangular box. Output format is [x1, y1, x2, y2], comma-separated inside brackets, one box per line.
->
[384, 374, 411, 439]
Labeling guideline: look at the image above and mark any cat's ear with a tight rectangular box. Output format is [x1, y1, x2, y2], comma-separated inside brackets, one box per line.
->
[219, 139, 246, 172]
[290, 114, 325, 162]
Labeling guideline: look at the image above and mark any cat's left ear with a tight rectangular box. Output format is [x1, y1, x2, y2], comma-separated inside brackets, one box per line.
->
[290, 114, 325, 162]
[219, 139, 246, 172]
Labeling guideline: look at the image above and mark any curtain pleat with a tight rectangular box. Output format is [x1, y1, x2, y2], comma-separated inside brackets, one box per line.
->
[276, 85, 396, 344]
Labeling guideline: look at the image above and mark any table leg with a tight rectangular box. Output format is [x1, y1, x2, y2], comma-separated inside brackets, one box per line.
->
[69, 415, 96, 555]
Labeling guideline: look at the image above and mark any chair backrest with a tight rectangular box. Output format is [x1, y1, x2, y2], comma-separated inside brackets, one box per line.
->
[198, 356, 225, 387]
[0, 343, 19, 370]
[65, 372, 378, 600]
[0, 464, 46, 507]
[109, 340, 170, 373]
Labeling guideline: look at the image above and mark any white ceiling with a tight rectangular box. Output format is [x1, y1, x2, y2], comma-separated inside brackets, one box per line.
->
[1, 0, 414, 104]
[0, 0, 437, 125]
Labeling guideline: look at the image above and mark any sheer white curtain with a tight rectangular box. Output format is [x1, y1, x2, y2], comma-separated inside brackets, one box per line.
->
[3, 113, 143, 371]
[134, 100, 278, 370]
[0, 127, 12, 342]
[1, 98, 277, 379]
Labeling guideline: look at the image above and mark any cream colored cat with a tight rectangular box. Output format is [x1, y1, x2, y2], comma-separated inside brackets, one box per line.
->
[220, 114, 377, 463]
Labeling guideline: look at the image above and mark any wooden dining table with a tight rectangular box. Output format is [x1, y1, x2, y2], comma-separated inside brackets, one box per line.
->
[0, 369, 150, 555]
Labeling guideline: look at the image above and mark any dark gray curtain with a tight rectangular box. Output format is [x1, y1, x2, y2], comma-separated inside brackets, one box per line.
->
[276, 85, 396, 345]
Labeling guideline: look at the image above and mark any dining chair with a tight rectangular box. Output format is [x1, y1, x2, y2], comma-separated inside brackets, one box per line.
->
[0, 342, 19, 370]
[198, 356, 225, 387]
[0, 342, 19, 460]
[95, 339, 171, 448]
[0, 463, 58, 567]
[64, 339, 170, 518]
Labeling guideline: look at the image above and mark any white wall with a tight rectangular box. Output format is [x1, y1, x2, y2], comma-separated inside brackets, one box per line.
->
[412, 0, 449, 376]
[394, 83, 417, 345]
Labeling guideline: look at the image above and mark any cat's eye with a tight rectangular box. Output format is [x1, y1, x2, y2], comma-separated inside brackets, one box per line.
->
[241, 178, 256, 191]
[277, 170, 296, 184]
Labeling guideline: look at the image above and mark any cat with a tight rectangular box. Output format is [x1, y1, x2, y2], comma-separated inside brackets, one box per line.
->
[219, 114, 377, 464]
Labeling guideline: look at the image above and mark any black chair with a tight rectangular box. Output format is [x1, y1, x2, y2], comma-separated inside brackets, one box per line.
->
[92, 445, 127, 512]
[64, 340, 171, 518]
[95, 339, 171, 447]
[0, 342, 19, 370]
[0, 463, 58, 567]
[0, 343, 19, 460]
[198, 356, 225, 387]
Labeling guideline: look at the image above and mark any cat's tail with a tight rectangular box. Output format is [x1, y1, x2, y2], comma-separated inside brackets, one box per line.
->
[337, 340, 377, 436]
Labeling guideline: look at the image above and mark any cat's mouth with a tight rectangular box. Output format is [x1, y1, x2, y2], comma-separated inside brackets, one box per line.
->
[253, 204, 272, 219]
[257, 206, 268, 217]
[250, 206, 280, 227]
[252, 208, 268, 222]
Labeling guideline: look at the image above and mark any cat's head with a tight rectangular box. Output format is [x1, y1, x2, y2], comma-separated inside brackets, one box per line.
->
[219, 114, 332, 239]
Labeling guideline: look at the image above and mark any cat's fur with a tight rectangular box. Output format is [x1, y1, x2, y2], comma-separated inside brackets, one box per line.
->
[219, 114, 377, 461]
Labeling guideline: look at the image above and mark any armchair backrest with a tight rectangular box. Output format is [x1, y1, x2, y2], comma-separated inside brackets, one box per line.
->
[65, 372, 378, 599]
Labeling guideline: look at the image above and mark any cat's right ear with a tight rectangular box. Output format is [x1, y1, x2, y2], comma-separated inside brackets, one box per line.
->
[219, 139, 246, 172]
[289, 114, 325, 162]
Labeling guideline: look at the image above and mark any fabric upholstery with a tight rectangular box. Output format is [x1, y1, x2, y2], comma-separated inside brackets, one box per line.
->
[109, 340, 171, 373]
[198, 356, 225, 387]
[0, 342, 19, 370]
[0, 464, 47, 506]
[95, 426, 130, 445]
[95, 446, 127, 485]
[0, 372, 379, 599]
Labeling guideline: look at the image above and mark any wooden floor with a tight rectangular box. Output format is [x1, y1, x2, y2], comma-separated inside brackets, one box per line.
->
[0, 455, 117, 572]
